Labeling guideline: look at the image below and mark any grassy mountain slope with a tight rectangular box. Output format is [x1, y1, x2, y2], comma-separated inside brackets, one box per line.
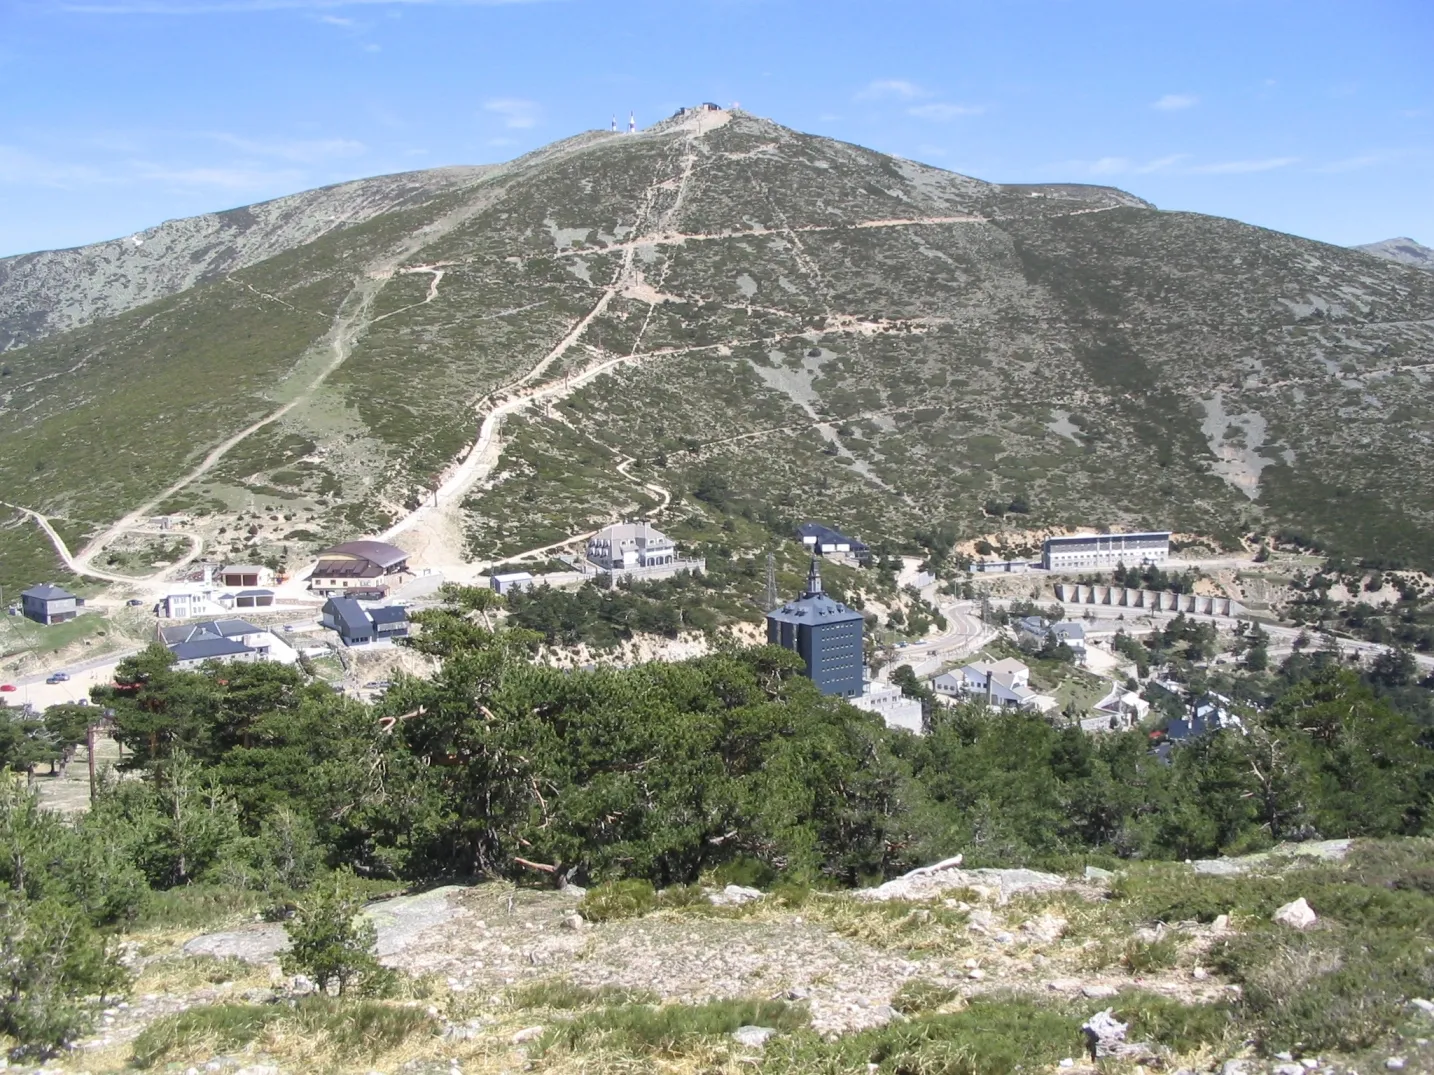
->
[0, 166, 491, 353]
[1, 114, 1432, 591]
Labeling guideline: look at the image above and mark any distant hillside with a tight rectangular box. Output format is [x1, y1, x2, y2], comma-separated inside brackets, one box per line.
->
[1, 113, 1433, 593]
[1356, 237, 1434, 272]
[0, 166, 490, 351]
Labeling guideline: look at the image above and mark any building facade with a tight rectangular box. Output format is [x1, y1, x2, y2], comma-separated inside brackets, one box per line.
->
[20, 584, 81, 625]
[765, 558, 865, 698]
[1041, 531, 1171, 571]
[308, 540, 410, 597]
[491, 571, 535, 595]
[796, 522, 871, 565]
[585, 522, 675, 572]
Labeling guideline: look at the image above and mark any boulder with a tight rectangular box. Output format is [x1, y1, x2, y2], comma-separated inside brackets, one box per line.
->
[709, 884, 765, 906]
[1082, 984, 1118, 999]
[512, 1025, 545, 1044]
[732, 1025, 778, 1049]
[1273, 897, 1318, 931]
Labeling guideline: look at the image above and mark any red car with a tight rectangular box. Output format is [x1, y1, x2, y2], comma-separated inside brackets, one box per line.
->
[0, 684, 16, 692]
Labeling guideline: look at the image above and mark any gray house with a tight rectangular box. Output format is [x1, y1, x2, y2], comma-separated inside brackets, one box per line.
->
[321, 597, 409, 647]
[20, 584, 82, 626]
[170, 636, 262, 670]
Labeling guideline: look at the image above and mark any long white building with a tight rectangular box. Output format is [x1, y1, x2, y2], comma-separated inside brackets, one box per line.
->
[1041, 531, 1170, 571]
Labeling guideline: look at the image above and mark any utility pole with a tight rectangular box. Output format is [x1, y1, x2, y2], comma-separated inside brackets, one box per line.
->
[87, 720, 97, 803]
[764, 552, 777, 611]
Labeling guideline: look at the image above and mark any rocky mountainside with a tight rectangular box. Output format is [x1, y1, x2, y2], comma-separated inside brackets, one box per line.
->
[2, 112, 1433, 591]
[1356, 236, 1434, 272]
[0, 165, 490, 351]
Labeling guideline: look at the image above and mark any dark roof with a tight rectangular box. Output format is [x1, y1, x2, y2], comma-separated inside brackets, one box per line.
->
[312, 558, 384, 579]
[236, 589, 274, 598]
[21, 584, 74, 601]
[324, 597, 373, 637]
[796, 522, 868, 549]
[169, 637, 255, 662]
[317, 540, 409, 569]
[368, 606, 408, 625]
[766, 558, 864, 627]
[159, 619, 262, 646]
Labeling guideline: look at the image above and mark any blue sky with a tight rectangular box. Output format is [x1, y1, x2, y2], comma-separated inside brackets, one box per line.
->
[1, 0, 1429, 257]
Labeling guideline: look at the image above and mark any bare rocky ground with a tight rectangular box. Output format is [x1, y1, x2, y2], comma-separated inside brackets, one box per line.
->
[36, 851, 1413, 1075]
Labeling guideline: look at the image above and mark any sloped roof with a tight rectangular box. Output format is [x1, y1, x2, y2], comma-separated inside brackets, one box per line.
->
[323, 597, 372, 636]
[235, 589, 273, 598]
[21, 583, 74, 601]
[160, 619, 262, 646]
[169, 637, 255, 662]
[317, 540, 409, 569]
[368, 606, 408, 625]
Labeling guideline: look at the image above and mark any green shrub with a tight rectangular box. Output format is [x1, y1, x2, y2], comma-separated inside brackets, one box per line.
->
[1114, 992, 1236, 1053]
[280, 869, 392, 997]
[578, 879, 658, 922]
[1122, 933, 1182, 974]
[0, 892, 129, 1058]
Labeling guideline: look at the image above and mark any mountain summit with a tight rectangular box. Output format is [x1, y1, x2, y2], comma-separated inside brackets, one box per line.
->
[2, 111, 1433, 590]
[1355, 237, 1434, 272]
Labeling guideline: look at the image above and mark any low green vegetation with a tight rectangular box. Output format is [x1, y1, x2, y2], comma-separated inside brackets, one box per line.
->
[131, 996, 437, 1069]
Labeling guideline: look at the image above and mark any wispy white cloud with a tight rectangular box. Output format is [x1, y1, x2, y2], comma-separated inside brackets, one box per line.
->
[317, 12, 352, 23]
[130, 161, 305, 188]
[1190, 156, 1299, 174]
[62, 0, 541, 12]
[484, 97, 540, 129]
[1086, 156, 1131, 175]
[1315, 154, 1384, 174]
[206, 133, 367, 162]
[0, 145, 110, 187]
[855, 79, 928, 102]
[907, 102, 983, 121]
[1152, 93, 1198, 111]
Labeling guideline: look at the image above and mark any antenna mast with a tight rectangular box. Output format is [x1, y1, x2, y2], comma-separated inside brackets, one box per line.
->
[764, 552, 777, 611]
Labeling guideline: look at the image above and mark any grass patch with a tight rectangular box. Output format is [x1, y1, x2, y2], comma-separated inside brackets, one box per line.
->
[537, 997, 807, 1058]
[129, 883, 268, 931]
[892, 978, 959, 1015]
[132, 997, 437, 1069]
[506, 978, 659, 1010]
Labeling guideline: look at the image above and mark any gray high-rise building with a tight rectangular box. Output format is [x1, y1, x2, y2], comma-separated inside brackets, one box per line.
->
[765, 558, 865, 698]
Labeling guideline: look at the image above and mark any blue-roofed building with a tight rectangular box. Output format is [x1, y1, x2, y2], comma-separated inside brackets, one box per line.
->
[765, 558, 865, 698]
[170, 636, 261, 670]
[796, 522, 871, 565]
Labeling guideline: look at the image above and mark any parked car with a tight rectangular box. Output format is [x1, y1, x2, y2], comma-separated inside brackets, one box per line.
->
[127, 598, 144, 607]
[45, 672, 70, 684]
[0, 684, 16, 692]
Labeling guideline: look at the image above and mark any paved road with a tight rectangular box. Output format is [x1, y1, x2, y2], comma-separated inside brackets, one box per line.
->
[889, 599, 995, 678]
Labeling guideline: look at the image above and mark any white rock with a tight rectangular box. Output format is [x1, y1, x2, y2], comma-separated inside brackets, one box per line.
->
[1409, 997, 1434, 1016]
[1021, 914, 1067, 943]
[1192, 967, 1209, 981]
[561, 911, 584, 931]
[709, 884, 765, 906]
[1273, 897, 1318, 930]
[512, 1025, 545, 1044]
[1045, 978, 1083, 992]
[732, 1025, 778, 1048]
[1386, 1059, 1406, 1071]
[1220, 1061, 1249, 1075]
[1060, 1060, 1075, 1069]
[1273, 1064, 1305, 1075]
[967, 968, 985, 981]
[1212, 913, 1231, 930]
[1301, 1060, 1319, 1069]
[1081, 1008, 1130, 1059]
[1082, 984, 1118, 999]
